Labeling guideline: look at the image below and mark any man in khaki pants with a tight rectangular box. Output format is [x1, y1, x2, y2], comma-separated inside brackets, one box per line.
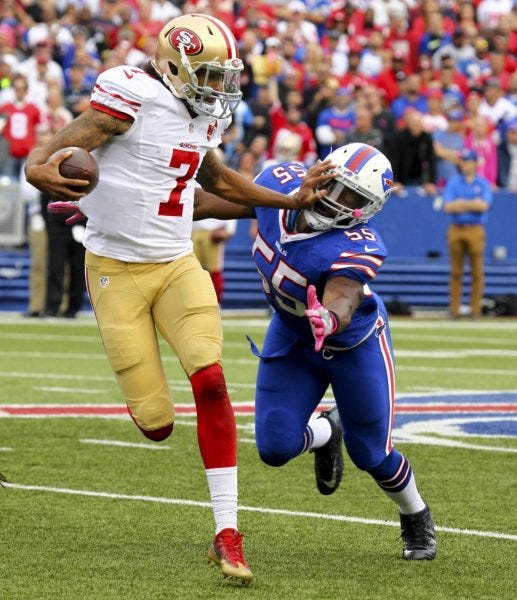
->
[442, 149, 492, 319]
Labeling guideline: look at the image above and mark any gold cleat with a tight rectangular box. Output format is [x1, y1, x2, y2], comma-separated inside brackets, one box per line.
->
[207, 528, 253, 585]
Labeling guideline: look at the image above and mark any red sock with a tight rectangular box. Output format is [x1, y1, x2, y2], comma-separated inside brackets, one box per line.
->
[210, 271, 224, 303]
[190, 364, 237, 469]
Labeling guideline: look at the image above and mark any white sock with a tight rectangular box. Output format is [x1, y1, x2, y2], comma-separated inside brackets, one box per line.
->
[206, 466, 238, 534]
[305, 413, 332, 451]
[381, 473, 426, 515]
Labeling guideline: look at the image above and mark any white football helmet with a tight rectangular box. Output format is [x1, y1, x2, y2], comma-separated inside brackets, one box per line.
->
[304, 143, 396, 231]
[152, 13, 243, 119]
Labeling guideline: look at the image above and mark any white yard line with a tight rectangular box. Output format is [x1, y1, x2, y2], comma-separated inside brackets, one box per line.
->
[3, 482, 516, 541]
[80, 438, 171, 450]
[34, 386, 107, 394]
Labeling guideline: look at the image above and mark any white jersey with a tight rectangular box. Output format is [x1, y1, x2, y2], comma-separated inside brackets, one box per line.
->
[80, 65, 231, 263]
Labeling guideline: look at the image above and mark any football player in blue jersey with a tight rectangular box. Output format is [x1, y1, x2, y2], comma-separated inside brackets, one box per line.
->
[49, 143, 436, 561]
[196, 142, 436, 560]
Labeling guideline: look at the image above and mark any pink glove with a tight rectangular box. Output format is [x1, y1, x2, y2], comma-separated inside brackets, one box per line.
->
[304, 284, 339, 352]
[47, 201, 85, 226]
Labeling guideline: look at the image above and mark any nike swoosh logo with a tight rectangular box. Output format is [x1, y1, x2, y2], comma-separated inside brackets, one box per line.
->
[364, 246, 379, 252]
[123, 69, 134, 79]
[322, 474, 337, 488]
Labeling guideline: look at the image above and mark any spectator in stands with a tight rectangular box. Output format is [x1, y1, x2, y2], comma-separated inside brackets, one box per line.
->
[418, 11, 452, 62]
[390, 109, 437, 195]
[270, 102, 317, 166]
[192, 217, 237, 304]
[249, 35, 283, 89]
[42, 85, 73, 135]
[457, 1, 480, 38]
[459, 36, 492, 87]
[150, 0, 181, 22]
[302, 57, 340, 131]
[478, 78, 517, 132]
[464, 114, 498, 187]
[0, 74, 41, 180]
[321, 28, 348, 79]
[442, 149, 492, 320]
[433, 54, 468, 111]
[343, 105, 384, 149]
[433, 109, 466, 187]
[339, 47, 371, 91]
[422, 89, 448, 133]
[315, 86, 355, 159]
[375, 50, 408, 105]
[14, 40, 64, 90]
[243, 84, 273, 147]
[362, 84, 397, 156]
[497, 118, 517, 191]
[63, 61, 92, 117]
[432, 27, 474, 69]
[476, 0, 514, 32]
[390, 73, 428, 122]
[358, 30, 384, 78]
[276, 1, 319, 51]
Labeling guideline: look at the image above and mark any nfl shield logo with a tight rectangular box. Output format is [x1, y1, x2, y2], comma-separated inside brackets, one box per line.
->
[99, 276, 109, 288]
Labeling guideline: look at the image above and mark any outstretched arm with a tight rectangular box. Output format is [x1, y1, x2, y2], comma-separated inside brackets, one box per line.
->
[194, 188, 255, 221]
[197, 150, 335, 210]
[25, 108, 131, 200]
[305, 277, 364, 352]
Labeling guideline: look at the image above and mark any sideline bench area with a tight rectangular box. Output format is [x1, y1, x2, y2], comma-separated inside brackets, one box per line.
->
[1, 188, 516, 313]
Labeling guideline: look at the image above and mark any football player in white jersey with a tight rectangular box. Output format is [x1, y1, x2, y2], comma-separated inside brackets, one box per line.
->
[25, 13, 333, 586]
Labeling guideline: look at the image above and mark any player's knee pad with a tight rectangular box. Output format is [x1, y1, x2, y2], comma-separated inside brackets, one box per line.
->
[345, 435, 383, 472]
[256, 408, 301, 467]
[190, 363, 227, 404]
[127, 406, 174, 441]
[126, 395, 175, 441]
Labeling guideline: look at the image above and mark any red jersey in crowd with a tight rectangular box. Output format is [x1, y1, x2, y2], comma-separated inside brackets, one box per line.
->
[0, 100, 41, 159]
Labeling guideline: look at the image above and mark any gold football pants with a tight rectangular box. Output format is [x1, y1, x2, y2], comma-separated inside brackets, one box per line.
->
[85, 251, 222, 432]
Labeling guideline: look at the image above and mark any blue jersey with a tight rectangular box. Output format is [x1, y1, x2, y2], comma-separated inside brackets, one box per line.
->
[252, 162, 388, 350]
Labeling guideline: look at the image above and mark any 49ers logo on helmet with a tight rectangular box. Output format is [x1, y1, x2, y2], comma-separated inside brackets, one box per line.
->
[169, 28, 202, 55]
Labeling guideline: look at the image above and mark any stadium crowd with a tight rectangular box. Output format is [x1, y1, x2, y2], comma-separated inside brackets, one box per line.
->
[0, 0, 516, 191]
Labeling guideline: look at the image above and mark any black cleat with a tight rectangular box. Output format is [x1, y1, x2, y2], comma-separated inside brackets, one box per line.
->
[311, 406, 344, 495]
[400, 504, 436, 560]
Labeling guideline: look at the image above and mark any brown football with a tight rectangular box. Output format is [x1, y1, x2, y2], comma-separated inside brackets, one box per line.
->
[48, 146, 99, 194]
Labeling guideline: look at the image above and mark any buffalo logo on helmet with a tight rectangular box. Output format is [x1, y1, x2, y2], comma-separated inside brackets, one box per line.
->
[381, 169, 394, 193]
[169, 28, 202, 55]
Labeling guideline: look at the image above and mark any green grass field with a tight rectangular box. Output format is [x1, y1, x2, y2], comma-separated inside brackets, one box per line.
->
[1, 314, 516, 600]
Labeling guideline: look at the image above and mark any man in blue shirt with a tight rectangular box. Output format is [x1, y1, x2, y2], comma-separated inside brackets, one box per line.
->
[442, 148, 492, 319]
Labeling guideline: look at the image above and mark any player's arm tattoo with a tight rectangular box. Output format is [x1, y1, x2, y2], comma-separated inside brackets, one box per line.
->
[48, 109, 131, 153]
[26, 108, 132, 169]
[196, 150, 225, 189]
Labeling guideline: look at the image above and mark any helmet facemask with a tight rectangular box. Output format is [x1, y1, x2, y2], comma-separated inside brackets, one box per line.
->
[176, 47, 243, 118]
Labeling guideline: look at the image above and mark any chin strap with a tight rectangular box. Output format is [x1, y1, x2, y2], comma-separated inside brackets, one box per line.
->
[303, 209, 332, 231]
